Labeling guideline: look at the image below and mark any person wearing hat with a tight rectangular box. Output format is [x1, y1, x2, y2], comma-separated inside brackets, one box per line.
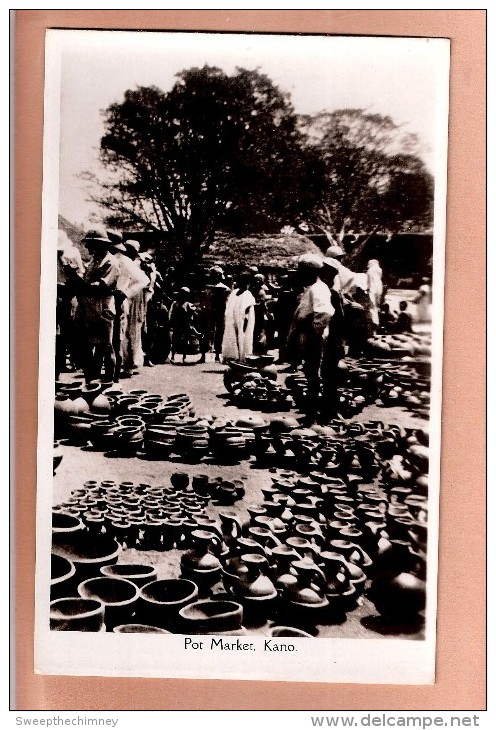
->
[199, 266, 230, 363]
[118, 239, 151, 377]
[286, 253, 334, 422]
[320, 260, 347, 421]
[56, 230, 85, 376]
[323, 244, 357, 296]
[62, 228, 120, 384]
[108, 233, 150, 381]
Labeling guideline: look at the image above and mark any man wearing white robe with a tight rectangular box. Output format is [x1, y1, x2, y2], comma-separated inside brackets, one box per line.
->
[221, 273, 256, 362]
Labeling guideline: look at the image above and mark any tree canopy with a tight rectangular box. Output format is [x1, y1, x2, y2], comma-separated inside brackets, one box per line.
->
[296, 109, 434, 247]
[87, 70, 434, 264]
[90, 66, 315, 263]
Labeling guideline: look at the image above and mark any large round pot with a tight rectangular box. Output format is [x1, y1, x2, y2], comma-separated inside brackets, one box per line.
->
[177, 599, 244, 635]
[52, 533, 121, 582]
[137, 579, 199, 631]
[78, 576, 139, 631]
[52, 512, 85, 546]
[50, 597, 104, 632]
[368, 571, 426, 624]
[50, 554, 76, 601]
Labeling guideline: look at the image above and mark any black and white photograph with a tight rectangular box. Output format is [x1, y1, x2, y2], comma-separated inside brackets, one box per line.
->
[35, 29, 449, 683]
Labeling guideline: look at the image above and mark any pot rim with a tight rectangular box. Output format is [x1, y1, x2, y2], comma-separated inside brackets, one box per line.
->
[78, 576, 139, 606]
[139, 578, 198, 606]
[50, 596, 104, 619]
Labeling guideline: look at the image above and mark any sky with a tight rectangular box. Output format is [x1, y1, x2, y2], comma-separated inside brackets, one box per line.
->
[47, 30, 450, 229]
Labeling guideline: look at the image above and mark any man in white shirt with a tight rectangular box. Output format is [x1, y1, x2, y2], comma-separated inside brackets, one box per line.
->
[289, 253, 334, 422]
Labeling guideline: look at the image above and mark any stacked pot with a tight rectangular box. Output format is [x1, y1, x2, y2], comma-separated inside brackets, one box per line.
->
[223, 357, 293, 412]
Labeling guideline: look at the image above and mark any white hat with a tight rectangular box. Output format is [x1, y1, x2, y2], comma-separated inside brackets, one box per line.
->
[325, 245, 345, 258]
[297, 252, 323, 270]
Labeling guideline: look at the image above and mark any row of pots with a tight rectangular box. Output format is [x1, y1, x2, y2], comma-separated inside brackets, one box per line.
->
[50, 566, 313, 638]
[53, 474, 246, 551]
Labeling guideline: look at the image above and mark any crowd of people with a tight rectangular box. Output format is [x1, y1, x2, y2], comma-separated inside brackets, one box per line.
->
[56, 227, 431, 422]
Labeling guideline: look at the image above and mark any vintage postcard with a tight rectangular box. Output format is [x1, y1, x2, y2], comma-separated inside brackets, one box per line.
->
[34, 28, 450, 683]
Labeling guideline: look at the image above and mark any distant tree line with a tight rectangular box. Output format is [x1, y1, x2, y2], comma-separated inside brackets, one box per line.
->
[83, 65, 434, 265]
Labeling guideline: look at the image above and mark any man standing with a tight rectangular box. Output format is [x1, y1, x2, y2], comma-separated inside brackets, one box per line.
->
[56, 229, 85, 377]
[63, 229, 120, 384]
[107, 232, 149, 382]
[287, 254, 334, 422]
[120, 240, 150, 377]
[320, 259, 346, 421]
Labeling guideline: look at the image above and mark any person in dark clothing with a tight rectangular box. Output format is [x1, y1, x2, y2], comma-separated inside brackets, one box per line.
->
[378, 302, 397, 334]
[199, 267, 230, 363]
[320, 261, 346, 422]
[395, 300, 413, 333]
[345, 287, 374, 357]
[169, 287, 201, 363]
[144, 290, 171, 364]
[275, 272, 300, 364]
[63, 229, 120, 384]
[251, 273, 271, 355]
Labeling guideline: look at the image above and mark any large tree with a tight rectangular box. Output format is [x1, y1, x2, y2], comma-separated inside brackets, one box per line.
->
[88, 66, 316, 263]
[296, 109, 434, 249]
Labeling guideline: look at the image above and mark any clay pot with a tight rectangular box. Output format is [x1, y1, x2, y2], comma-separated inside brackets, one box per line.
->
[52, 511, 85, 542]
[285, 558, 329, 628]
[52, 533, 121, 582]
[285, 536, 320, 558]
[269, 625, 313, 638]
[50, 597, 104, 632]
[218, 511, 245, 541]
[329, 540, 372, 571]
[319, 552, 357, 614]
[91, 392, 113, 414]
[113, 624, 170, 634]
[100, 563, 158, 588]
[89, 421, 118, 451]
[180, 530, 222, 590]
[368, 571, 426, 623]
[178, 599, 244, 635]
[58, 383, 83, 400]
[78, 576, 139, 631]
[79, 383, 103, 406]
[231, 553, 278, 622]
[114, 426, 144, 454]
[229, 537, 266, 559]
[138, 579, 199, 631]
[50, 554, 76, 601]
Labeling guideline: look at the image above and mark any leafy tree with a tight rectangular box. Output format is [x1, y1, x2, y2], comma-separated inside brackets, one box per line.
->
[88, 66, 316, 263]
[296, 109, 434, 248]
